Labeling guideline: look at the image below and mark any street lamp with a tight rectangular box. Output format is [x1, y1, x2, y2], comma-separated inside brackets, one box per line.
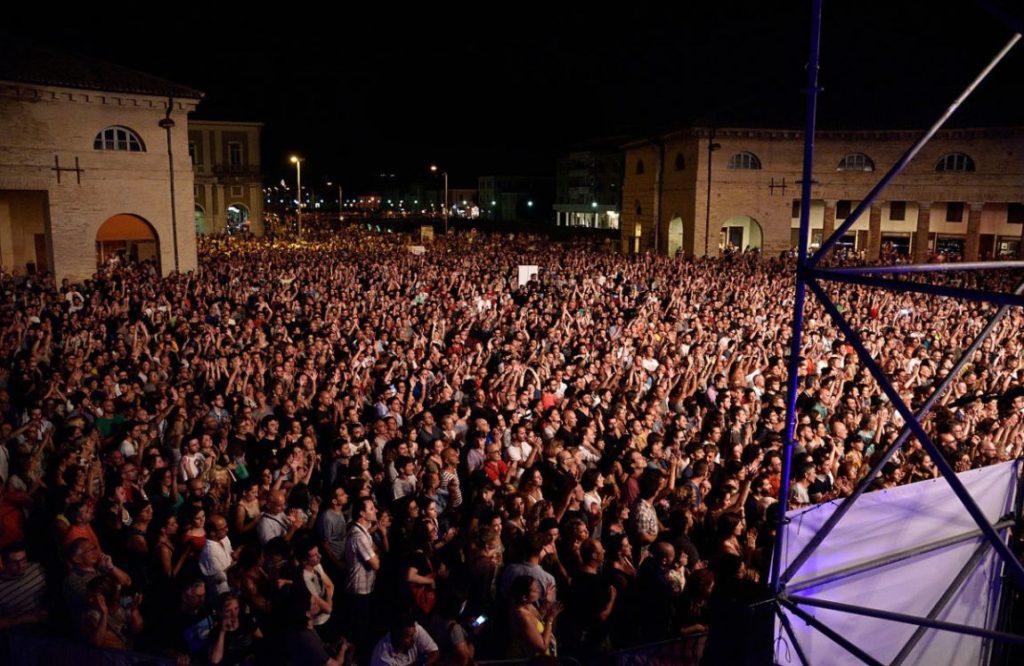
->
[430, 164, 448, 234]
[290, 155, 304, 238]
[704, 134, 722, 256]
[327, 181, 343, 222]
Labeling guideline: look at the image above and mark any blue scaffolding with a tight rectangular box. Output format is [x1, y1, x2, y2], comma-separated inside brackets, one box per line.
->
[771, 1, 1024, 663]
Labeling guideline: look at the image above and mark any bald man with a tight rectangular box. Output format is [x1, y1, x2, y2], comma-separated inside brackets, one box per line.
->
[199, 514, 235, 596]
[257, 490, 301, 545]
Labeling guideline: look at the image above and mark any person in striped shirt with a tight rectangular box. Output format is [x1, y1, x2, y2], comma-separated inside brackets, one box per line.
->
[0, 542, 48, 629]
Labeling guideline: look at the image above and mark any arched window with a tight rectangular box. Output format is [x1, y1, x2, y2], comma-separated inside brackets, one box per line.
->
[93, 126, 145, 152]
[674, 153, 686, 171]
[636, 159, 646, 175]
[936, 153, 975, 172]
[635, 200, 642, 216]
[727, 152, 761, 170]
[837, 153, 874, 172]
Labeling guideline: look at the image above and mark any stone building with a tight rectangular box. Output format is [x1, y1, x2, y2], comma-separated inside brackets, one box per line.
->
[189, 120, 264, 236]
[0, 38, 202, 282]
[621, 126, 1024, 260]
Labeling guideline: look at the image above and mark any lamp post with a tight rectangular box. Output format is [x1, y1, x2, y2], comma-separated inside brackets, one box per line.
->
[430, 164, 448, 234]
[703, 133, 722, 257]
[290, 155, 304, 238]
[327, 181, 343, 223]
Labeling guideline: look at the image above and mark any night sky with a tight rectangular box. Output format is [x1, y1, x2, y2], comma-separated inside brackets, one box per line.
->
[8, 2, 1024, 191]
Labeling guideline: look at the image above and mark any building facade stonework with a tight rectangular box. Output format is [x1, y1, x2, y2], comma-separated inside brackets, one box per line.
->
[0, 74, 201, 282]
[189, 120, 264, 236]
[621, 127, 1024, 261]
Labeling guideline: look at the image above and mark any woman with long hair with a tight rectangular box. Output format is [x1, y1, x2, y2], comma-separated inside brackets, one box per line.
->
[145, 466, 183, 517]
[402, 518, 440, 619]
[505, 575, 561, 659]
[145, 510, 191, 618]
[518, 468, 545, 510]
[122, 499, 152, 591]
[232, 478, 262, 546]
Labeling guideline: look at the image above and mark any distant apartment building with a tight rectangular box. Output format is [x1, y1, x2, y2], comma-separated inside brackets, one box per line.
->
[478, 176, 551, 223]
[554, 143, 624, 229]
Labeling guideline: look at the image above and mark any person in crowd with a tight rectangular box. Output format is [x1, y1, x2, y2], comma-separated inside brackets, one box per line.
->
[370, 611, 440, 666]
[0, 542, 48, 630]
[199, 514, 235, 596]
[207, 592, 262, 666]
[506, 575, 561, 659]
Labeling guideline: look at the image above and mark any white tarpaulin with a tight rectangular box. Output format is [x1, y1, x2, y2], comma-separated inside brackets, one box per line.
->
[518, 265, 538, 287]
[776, 460, 1019, 666]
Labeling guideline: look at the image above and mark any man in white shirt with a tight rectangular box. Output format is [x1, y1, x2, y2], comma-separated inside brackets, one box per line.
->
[199, 515, 234, 596]
[296, 536, 335, 637]
[119, 423, 144, 461]
[178, 437, 205, 482]
[344, 498, 380, 653]
[391, 457, 418, 500]
[506, 425, 534, 468]
[256, 490, 300, 545]
[370, 614, 439, 666]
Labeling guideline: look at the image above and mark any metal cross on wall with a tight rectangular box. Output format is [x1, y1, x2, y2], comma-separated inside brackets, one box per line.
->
[52, 156, 84, 184]
[768, 177, 788, 196]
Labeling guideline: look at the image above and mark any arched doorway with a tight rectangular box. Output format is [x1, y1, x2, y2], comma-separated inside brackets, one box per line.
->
[227, 203, 250, 234]
[96, 214, 159, 269]
[195, 204, 207, 235]
[667, 216, 684, 257]
[632, 224, 643, 254]
[720, 215, 763, 253]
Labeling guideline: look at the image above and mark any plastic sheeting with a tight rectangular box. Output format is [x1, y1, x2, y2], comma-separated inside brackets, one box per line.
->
[776, 460, 1019, 666]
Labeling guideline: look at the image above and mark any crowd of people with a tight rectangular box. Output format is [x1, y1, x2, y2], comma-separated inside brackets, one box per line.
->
[0, 227, 1022, 665]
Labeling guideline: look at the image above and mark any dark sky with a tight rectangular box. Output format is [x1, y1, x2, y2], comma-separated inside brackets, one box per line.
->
[8, 2, 1024, 191]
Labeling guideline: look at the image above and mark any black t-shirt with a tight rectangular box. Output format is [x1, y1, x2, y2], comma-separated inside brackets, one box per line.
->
[248, 436, 278, 472]
[152, 606, 215, 657]
[217, 612, 259, 666]
[809, 474, 833, 501]
[564, 570, 613, 643]
[287, 627, 330, 666]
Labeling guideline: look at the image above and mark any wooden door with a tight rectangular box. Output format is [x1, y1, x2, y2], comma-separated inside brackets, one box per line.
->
[34, 234, 48, 273]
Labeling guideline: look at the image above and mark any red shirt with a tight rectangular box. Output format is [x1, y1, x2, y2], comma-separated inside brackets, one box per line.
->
[63, 523, 101, 551]
[484, 460, 508, 485]
[0, 497, 28, 548]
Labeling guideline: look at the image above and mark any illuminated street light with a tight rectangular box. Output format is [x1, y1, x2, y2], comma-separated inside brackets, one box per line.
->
[290, 155, 304, 237]
[430, 164, 448, 234]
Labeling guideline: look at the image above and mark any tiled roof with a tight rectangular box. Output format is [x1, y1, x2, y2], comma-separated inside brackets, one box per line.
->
[0, 34, 203, 100]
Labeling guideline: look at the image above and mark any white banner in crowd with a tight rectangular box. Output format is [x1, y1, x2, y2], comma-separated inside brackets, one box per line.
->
[518, 265, 538, 287]
[776, 460, 1019, 666]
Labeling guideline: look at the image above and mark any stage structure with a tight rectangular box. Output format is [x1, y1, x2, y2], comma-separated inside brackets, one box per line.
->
[772, 1, 1024, 664]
